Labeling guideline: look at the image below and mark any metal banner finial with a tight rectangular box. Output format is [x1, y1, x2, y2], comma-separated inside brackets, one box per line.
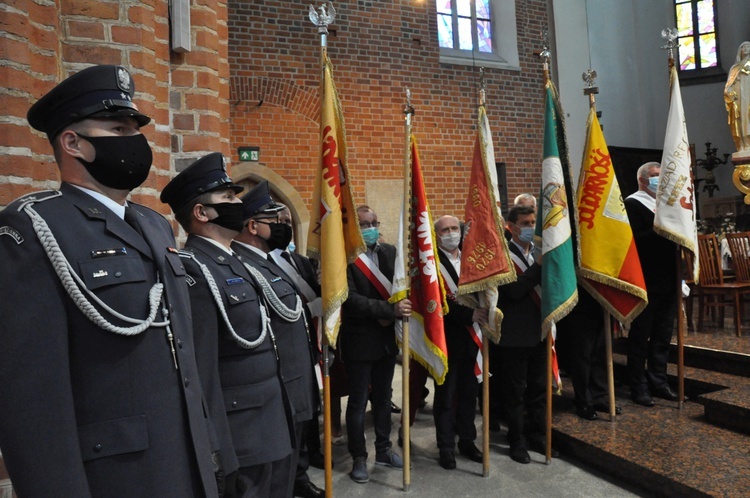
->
[582, 68, 599, 108]
[582, 69, 597, 89]
[309, 2, 336, 34]
[539, 27, 552, 76]
[661, 28, 678, 60]
[404, 88, 414, 126]
[479, 67, 486, 106]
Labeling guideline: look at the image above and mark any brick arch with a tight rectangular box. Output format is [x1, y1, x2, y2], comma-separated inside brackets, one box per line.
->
[230, 76, 319, 121]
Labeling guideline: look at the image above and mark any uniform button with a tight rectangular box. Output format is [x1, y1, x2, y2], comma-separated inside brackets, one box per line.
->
[184, 377, 190, 387]
[93, 444, 102, 453]
[177, 339, 183, 349]
[242, 293, 246, 298]
[231, 401, 238, 408]
[114, 271, 122, 277]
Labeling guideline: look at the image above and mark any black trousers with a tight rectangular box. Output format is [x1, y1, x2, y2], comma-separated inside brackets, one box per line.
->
[500, 341, 546, 448]
[556, 289, 608, 408]
[345, 355, 397, 458]
[433, 341, 479, 450]
[627, 292, 677, 393]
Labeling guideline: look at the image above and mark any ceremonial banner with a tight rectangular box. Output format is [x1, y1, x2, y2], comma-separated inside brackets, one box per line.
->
[538, 83, 578, 336]
[391, 135, 449, 384]
[577, 107, 648, 324]
[307, 55, 365, 346]
[457, 105, 515, 343]
[654, 65, 698, 281]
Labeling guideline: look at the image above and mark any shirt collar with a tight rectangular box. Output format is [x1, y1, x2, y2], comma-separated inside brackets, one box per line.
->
[70, 184, 126, 219]
[196, 235, 234, 255]
[234, 239, 267, 258]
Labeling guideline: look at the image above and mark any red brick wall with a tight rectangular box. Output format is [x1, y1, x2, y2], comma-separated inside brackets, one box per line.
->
[228, 0, 547, 218]
[0, 0, 230, 220]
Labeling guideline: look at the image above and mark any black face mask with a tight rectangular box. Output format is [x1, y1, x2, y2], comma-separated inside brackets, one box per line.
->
[76, 133, 153, 190]
[203, 202, 246, 233]
[260, 222, 293, 251]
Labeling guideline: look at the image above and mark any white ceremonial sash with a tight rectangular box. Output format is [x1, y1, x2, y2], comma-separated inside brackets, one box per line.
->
[354, 253, 391, 300]
[440, 262, 484, 382]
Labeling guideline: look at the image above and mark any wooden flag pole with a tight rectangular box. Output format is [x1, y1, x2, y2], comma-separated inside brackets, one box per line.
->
[662, 27, 684, 410]
[582, 72, 618, 422]
[540, 34, 554, 466]
[603, 311, 617, 422]
[677, 247, 685, 409]
[310, 4, 336, 495]
[401, 90, 415, 492]
[482, 335, 490, 476]
[475, 67, 491, 478]
[545, 330, 553, 464]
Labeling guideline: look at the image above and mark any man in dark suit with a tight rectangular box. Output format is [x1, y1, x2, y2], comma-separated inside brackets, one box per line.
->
[498, 204, 555, 464]
[269, 205, 328, 476]
[161, 154, 293, 497]
[0, 65, 222, 497]
[233, 182, 322, 498]
[624, 162, 679, 406]
[433, 215, 488, 469]
[341, 205, 411, 484]
[556, 286, 621, 419]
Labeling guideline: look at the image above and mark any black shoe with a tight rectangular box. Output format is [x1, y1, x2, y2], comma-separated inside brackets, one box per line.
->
[509, 445, 531, 464]
[576, 405, 598, 420]
[631, 392, 655, 407]
[592, 403, 622, 415]
[438, 449, 456, 469]
[308, 450, 325, 470]
[293, 481, 325, 498]
[420, 387, 430, 409]
[349, 456, 369, 483]
[528, 437, 559, 458]
[391, 402, 402, 414]
[652, 385, 678, 401]
[457, 441, 483, 463]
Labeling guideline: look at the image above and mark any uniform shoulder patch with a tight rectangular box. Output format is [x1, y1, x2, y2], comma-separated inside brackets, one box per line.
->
[0, 226, 24, 244]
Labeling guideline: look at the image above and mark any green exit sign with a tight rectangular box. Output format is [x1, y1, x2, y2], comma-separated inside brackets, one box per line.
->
[238, 146, 260, 162]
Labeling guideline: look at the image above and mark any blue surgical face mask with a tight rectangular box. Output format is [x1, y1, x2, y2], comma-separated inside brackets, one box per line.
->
[647, 176, 659, 193]
[361, 227, 379, 246]
[519, 226, 535, 244]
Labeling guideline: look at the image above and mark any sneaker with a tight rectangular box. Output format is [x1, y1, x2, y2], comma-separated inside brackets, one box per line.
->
[375, 448, 403, 469]
[349, 456, 369, 483]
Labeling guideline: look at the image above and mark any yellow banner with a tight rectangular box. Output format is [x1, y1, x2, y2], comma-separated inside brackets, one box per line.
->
[307, 56, 365, 346]
[577, 107, 647, 324]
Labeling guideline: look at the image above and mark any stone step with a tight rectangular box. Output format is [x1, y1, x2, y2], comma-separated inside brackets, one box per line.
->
[611, 337, 750, 436]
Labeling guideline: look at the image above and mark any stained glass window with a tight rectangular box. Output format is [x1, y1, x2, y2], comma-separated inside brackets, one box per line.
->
[435, 0, 493, 55]
[674, 0, 718, 72]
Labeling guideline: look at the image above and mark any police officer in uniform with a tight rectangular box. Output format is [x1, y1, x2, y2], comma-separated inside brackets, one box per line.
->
[161, 155, 294, 497]
[232, 181, 321, 498]
[0, 65, 223, 497]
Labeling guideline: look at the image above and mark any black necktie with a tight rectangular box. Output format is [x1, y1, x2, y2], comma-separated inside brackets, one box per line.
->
[281, 251, 298, 272]
[124, 206, 145, 238]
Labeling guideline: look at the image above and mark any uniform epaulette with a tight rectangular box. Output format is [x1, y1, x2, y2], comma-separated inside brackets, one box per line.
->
[178, 248, 195, 258]
[13, 190, 62, 212]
